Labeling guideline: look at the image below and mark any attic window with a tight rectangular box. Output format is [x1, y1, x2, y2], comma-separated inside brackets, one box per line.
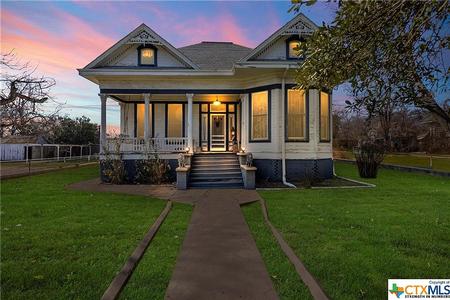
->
[286, 36, 305, 59]
[138, 45, 156, 66]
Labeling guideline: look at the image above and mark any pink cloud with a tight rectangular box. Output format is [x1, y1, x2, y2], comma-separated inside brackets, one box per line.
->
[1, 9, 116, 75]
[217, 13, 254, 47]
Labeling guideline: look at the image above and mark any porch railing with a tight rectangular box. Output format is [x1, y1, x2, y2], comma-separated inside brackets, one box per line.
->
[106, 137, 188, 153]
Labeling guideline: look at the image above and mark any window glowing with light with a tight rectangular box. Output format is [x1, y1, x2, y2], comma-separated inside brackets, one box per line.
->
[251, 91, 269, 140]
[288, 40, 301, 58]
[167, 104, 183, 137]
[140, 48, 155, 65]
[320, 92, 331, 141]
[287, 89, 307, 140]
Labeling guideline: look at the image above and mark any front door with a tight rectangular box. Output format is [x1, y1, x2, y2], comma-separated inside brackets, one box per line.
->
[210, 114, 226, 151]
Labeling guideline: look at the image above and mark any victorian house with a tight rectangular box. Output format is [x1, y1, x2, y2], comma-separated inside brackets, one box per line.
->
[78, 13, 333, 188]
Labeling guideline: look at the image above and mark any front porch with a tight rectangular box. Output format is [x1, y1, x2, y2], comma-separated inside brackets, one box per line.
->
[99, 93, 242, 155]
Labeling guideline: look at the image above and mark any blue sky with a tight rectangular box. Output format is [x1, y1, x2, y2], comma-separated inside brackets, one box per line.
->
[2, 1, 347, 130]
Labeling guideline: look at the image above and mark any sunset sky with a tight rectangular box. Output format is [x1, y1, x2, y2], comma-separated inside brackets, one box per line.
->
[2, 1, 345, 131]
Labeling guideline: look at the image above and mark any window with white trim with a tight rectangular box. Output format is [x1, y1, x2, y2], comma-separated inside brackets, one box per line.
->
[139, 46, 156, 66]
[287, 89, 307, 141]
[167, 104, 183, 137]
[320, 91, 331, 141]
[250, 91, 269, 141]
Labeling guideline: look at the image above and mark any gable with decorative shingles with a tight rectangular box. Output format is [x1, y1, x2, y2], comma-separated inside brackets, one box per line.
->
[239, 13, 318, 62]
[83, 24, 199, 69]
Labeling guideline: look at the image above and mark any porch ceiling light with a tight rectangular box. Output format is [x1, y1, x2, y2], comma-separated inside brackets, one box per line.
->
[213, 96, 221, 106]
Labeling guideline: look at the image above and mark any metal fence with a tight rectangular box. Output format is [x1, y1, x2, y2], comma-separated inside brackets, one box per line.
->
[0, 144, 100, 162]
[333, 150, 450, 172]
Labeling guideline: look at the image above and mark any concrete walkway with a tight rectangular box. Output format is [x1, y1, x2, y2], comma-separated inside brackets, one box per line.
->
[67, 180, 278, 299]
[165, 189, 278, 300]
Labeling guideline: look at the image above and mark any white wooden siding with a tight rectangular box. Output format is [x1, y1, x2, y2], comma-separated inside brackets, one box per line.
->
[106, 45, 186, 68]
[154, 104, 166, 138]
[253, 38, 287, 60]
[1, 144, 25, 161]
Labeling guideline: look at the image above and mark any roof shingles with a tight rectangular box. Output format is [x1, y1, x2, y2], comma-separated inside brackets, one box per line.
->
[178, 42, 252, 70]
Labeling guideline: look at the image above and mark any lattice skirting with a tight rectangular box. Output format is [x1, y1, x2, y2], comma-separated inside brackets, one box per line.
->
[253, 158, 333, 181]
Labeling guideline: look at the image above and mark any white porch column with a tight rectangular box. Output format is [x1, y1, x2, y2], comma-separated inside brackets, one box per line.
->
[118, 102, 124, 135]
[143, 93, 151, 140]
[99, 93, 107, 152]
[240, 94, 248, 150]
[186, 93, 194, 153]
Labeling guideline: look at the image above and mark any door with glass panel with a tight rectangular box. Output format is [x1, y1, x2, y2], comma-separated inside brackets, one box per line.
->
[210, 114, 226, 151]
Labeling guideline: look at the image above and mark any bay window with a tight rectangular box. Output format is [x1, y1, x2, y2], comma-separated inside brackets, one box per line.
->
[287, 89, 307, 141]
[250, 91, 270, 141]
[320, 91, 331, 142]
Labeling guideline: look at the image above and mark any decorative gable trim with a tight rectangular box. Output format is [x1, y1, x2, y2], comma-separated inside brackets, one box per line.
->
[83, 24, 199, 70]
[282, 17, 314, 36]
[238, 13, 318, 63]
[127, 30, 162, 45]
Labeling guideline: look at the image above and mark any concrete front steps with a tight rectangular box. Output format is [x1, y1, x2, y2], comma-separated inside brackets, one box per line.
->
[189, 153, 243, 188]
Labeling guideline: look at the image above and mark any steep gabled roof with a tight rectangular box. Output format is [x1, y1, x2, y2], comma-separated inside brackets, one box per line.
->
[178, 42, 252, 70]
[83, 24, 199, 69]
[239, 13, 318, 63]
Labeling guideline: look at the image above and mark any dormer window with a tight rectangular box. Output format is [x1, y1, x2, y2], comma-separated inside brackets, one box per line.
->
[286, 36, 305, 60]
[138, 45, 157, 66]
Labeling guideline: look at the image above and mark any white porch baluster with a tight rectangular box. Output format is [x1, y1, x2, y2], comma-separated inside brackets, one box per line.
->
[99, 93, 108, 152]
[186, 93, 194, 153]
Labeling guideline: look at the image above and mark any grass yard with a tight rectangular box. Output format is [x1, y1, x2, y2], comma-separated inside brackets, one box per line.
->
[1, 166, 191, 299]
[334, 150, 450, 172]
[120, 203, 192, 299]
[259, 162, 450, 300]
[241, 203, 312, 300]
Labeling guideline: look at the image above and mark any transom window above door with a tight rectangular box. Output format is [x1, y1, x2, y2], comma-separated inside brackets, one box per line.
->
[210, 103, 226, 112]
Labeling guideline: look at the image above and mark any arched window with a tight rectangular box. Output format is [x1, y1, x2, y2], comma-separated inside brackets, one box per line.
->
[138, 45, 157, 66]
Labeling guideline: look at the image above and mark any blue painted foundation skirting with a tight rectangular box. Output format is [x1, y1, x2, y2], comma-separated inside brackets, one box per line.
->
[253, 158, 333, 181]
[100, 158, 333, 183]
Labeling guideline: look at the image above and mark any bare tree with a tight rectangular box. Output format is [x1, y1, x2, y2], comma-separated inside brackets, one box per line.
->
[0, 51, 60, 137]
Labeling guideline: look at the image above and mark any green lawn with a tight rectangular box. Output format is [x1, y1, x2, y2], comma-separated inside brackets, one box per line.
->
[241, 203, 312, 300]
[1, 166, 191, 299]
[258, 162, 450, 299]
[120, 203, 192, 299]
[0, 158, 95, 169]
[382, 154, 450, 172]
[335, 150, 450, 172]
